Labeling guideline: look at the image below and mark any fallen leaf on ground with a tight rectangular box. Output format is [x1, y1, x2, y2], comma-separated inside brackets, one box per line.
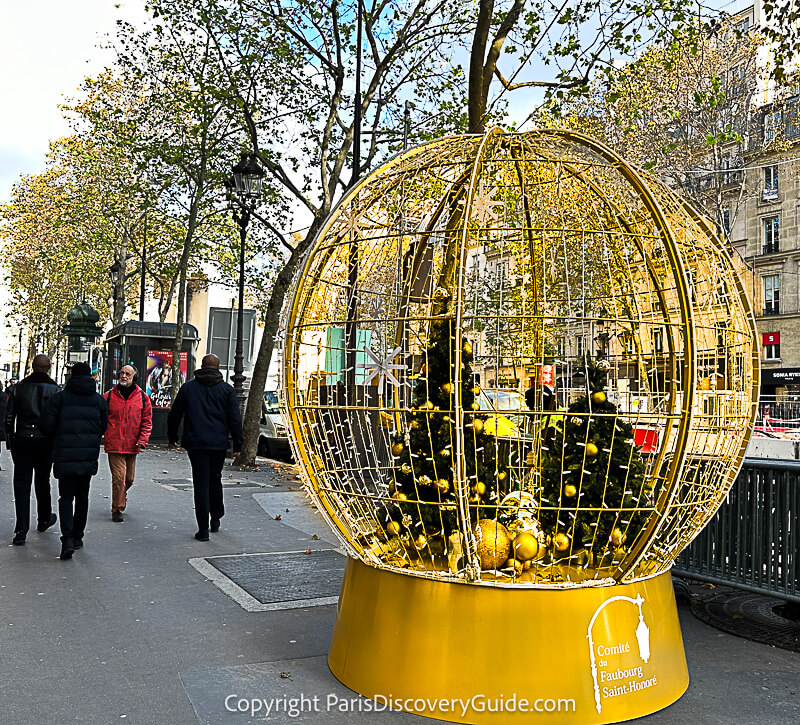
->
[304, 549, 312, 554]
[280, 672, 292, 680]
[275, 514, 282, 520]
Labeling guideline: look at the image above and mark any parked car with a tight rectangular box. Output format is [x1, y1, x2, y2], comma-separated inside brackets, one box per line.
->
[259, 391, 292, 459]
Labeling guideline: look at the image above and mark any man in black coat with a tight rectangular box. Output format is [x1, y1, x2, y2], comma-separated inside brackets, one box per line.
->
[39, 362, 108, 560]
[167, 354, 242, 541]
[4, 354, 62, 545]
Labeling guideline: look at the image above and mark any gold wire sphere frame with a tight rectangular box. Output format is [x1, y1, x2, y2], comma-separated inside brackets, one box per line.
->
[282, 127, 758, 587]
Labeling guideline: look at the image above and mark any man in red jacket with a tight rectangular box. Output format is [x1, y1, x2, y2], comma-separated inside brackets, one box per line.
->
[104, 365, 153, 522]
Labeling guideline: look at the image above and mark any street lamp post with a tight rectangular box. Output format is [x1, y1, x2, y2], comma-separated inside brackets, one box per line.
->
[227, 152, 264, 411]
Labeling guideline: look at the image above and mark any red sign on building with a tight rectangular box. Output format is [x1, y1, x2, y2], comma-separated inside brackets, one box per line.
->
[763, 332, 780, 345]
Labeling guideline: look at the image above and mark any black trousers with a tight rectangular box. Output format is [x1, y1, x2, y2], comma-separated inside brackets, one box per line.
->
[187, 449, 226, 532]
[11, 437, 54, 534]
[58, 475, 92, 544]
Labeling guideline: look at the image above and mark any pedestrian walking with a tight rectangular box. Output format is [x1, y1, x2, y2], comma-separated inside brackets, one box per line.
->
[103, 364, 152, 522]
[3, 354, 61, 544]
[167, 354, 242, 541]
[39, 362, 108, 560]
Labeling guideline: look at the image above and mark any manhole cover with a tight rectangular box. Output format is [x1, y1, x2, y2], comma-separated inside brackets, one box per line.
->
[692, 589, 800, 652]
[206, 550, 344, 605]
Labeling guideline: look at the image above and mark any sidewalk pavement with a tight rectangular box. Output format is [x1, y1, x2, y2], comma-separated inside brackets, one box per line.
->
[0, 445, 798, 725]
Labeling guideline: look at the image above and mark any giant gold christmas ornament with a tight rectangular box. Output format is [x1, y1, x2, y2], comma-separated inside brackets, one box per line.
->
[283, 128, 757, 724]
[474, 519, 512, 570]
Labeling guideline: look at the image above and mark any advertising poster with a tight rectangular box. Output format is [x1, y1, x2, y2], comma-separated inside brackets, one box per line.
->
[146, 350, 187, 408]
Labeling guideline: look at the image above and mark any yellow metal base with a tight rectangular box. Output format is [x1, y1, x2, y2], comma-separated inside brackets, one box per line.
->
[329, 559, 688, 724]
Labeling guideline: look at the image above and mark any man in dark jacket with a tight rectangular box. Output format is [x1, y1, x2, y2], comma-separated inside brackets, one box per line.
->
[167, 354, 242, 541]
[4, 354, 61, 545]
[39, 362, 108, 560]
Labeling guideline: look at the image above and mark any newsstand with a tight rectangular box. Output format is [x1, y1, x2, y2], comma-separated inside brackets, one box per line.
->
[103, 321, 200, 442]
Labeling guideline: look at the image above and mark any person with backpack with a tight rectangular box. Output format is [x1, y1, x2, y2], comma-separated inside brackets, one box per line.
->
[39, 362, 108, 559]
[103, 364, 152, 522]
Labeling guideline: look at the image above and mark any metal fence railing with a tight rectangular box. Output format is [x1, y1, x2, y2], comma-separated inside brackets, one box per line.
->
[673, 458, 800, 603]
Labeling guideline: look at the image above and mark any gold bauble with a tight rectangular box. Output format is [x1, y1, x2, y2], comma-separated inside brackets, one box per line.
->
[523, 559, 532, 571]
[379, 411, 393, 427]
[472, 386, 481, 395]
[385, 520, 401, 536]
[474, 481, 487, 496]
[564, 484, 578, 498]
[471, 418, 484, 434]
[585, 442, 599, 457]
[497, 470, 507, 483]
[462, 341, 473, 357]
[439, 448, 451, 457]
[401, 463, 412, 475]
[441, 382, 455, 395]
[392, 491, 408, 502]
[391, 442, 405, 456]
[591, 391, 607, 405]
[413, 534, 428, 550]
[610, 527, 626, 547]
[468, 494, 480, 503]
[418, 475, 432, 486]
[435, 478, 450, 493]
[422, 400, 434, 410]
[474, 519, 512, 569]
[506, 558, 524, 575]
[512, 532, 539, 562]
[410, 420, 420, 430]
[553, 532, 570, 552]
[471, 401, 481, 411]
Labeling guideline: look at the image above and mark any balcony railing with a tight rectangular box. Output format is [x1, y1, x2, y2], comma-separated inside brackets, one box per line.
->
[762, 243, 780, 255]
[763, 303, 780, 315]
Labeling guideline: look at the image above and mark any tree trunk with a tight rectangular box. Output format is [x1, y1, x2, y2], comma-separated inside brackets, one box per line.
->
[170, 187, 201, 401]
[234, 220, 322, 466]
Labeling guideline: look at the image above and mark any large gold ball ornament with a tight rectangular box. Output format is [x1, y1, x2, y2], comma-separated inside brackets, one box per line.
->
[496, 470, 507, 483]
[512, 532, 539, 562]
[414, 534, 428, 550]
[435, 479, 450, 493]
[392, 492, 408, 502]
[474, 519, 512, 570]
[474, 481, 487, 496]
[553, 533, 570, 552]
[391, 442, 405, 456]
[283, 128, 758, 587]
[418, 475, 432, 486]
[385, 521, 401, 537]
